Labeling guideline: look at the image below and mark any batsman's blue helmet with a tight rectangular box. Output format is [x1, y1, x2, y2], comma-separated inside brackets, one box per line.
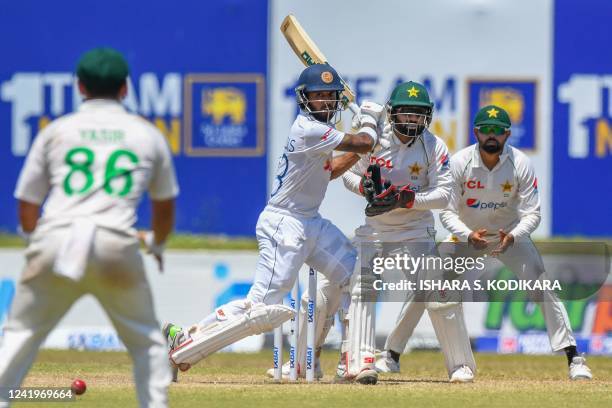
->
[295, 63, 344, 93]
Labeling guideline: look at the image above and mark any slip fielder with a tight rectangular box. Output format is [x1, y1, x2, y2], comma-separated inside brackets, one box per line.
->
[380, 105, 592, 380]
[0, 48, 178, 407]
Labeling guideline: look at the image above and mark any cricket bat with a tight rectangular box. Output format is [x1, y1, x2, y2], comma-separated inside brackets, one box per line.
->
[280, 14, 359, 114]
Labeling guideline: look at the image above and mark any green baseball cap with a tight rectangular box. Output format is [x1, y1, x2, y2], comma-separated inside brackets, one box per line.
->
[76, 47, 129, 93]
[473, 105, 511, 128]
[388, 81, 433, 109]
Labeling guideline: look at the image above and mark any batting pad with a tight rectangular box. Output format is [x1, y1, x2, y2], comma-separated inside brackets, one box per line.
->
[347, 272, 377, 377]
[427, 303, 476, 376]
[170, 303, 294, 366]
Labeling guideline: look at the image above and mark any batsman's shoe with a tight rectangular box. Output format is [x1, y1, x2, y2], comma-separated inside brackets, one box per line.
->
[374, 351, 400, 373]
[450, 365, 474, 383]
[163, 323, 191, 373]
[265, 358, 323, 380]
[569, 356, 592, 380]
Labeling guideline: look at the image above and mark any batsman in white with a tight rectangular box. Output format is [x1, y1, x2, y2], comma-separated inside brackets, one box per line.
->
[437, 105, 591, 380]
[163, 63, 380, 378]
[339, 81, 476, 384]
[0, 48, 178, 407]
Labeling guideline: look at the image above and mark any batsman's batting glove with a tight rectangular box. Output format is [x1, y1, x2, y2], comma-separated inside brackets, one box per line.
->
[359, 100, 385, 125]
[351, 100, 385, 130]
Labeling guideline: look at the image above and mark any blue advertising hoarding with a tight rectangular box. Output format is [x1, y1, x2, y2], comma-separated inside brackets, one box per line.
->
[553, 0, 612, 236]
[0, 0, 269, 236]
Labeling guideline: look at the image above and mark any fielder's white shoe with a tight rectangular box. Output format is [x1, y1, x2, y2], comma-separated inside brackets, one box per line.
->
[374, 351, 400, 373]
[450, 365, 474, 383]
[265, 358, 323, 380]
[569, 356, 592, 380]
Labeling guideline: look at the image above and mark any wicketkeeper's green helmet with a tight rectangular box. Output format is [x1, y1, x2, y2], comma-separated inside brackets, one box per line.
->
[386, 81, 434, 139]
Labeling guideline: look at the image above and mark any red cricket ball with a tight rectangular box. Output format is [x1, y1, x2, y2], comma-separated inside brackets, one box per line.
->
[71, 379, 87, 395]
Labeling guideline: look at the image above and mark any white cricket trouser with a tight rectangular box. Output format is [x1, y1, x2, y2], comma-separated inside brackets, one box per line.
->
[385, 238, 576, 354]
[195, 208, 356, 330]
[0, 227, 171, 408]
[347, 229, 474, 375]
[247, 208, 356, 305]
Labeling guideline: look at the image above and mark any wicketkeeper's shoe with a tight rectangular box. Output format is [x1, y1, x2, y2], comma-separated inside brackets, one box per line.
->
[333, 351, 378, 385]
[265, 358, 323, 380]
[449, 365, 474, 383]
[163, 323, 191, 376]
[355, 368, 378, 385]
[569, 356, 592, 380]
[334, 367, 378, 384]
[374, 351, 400, 373]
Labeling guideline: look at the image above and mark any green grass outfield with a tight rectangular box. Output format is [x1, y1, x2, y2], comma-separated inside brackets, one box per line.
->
[1, 232, 609, 252]
[13, 350, 612, 407]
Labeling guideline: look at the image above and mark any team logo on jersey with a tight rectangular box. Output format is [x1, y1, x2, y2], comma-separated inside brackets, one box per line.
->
[321, 71, 333, 84]
[370, 156, 393, 169]
[501, 180, 513, 193]
[465, 179, 485, 189]
[440, 153, 450, 168]
[467, 198, 507, 210]
[466, 198, 480, 208]
[409, 162, 422, 176]
[407, 86, 420, 98]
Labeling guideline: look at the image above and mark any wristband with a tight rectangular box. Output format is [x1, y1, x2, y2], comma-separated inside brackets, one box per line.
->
[143, 231, 166, 256]
[17, 225, 31, 244]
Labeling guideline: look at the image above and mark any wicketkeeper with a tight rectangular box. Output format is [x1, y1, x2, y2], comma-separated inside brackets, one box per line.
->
[336, 81, 476, 384]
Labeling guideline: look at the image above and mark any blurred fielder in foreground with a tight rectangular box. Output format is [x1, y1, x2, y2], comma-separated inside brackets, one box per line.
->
[0, 47, 178, 407]
[340, 82, 476, 384]
[383, 105, 592, 380]
[164, 63, 380, 383]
